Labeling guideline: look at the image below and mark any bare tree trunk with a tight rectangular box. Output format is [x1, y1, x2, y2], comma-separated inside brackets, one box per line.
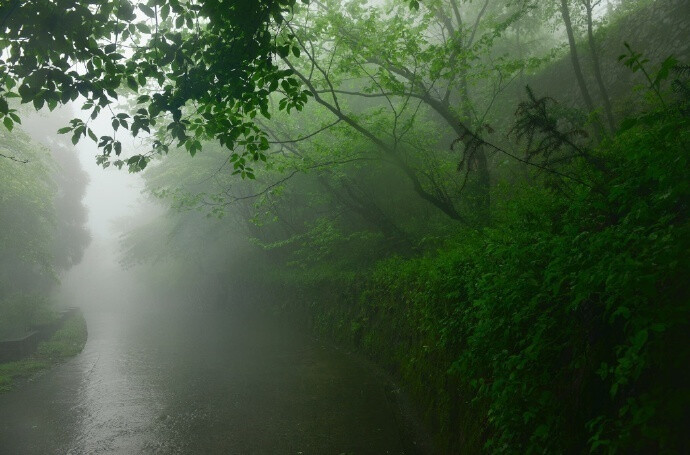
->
[516, 23, 526, 84]
[560, 0, 596, 112]
[472, 146, 491, 223]
[584, 0, 616, 132]
[459, 73, 491, 224]
[419, 88, 491, 224]
[440, 1, 492, 225]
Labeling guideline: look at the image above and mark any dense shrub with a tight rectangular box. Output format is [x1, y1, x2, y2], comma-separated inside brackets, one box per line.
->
[306, 108, 689, 453]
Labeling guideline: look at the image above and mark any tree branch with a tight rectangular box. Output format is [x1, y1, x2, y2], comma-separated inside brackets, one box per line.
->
[267, 119, 341, 144]
[0, 152, 29, 163]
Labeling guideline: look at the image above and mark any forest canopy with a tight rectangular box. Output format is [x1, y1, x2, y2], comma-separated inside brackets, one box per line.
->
[0, 0, 307, 173]
[2, 0, 689, 453]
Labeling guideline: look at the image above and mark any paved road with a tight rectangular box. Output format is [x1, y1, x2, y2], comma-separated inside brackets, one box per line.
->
[0, 308, 415, 454]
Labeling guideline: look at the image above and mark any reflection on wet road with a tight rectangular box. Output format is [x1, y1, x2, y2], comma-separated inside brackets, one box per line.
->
[0, 309, 413, 454]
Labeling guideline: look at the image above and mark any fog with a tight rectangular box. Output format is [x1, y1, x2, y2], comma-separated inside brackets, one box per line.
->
[54, 108, 152, 314]
[1, 0, 689, 453]
[0, 96, 423, 452]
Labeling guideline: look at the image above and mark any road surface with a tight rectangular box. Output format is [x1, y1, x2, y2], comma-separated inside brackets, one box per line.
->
[0, 308, 416, 454]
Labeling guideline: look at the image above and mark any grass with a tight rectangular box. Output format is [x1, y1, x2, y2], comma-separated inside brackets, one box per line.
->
[0, 312, 88, 393]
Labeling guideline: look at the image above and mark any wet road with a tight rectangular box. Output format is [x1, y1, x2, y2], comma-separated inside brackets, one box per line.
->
[0, 308, 414, 454]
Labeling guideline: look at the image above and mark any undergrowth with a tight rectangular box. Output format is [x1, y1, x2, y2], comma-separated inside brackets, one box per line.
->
[284, 102, 690, 453]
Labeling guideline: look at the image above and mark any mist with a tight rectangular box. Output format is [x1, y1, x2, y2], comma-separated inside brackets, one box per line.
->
[1, 0, 689, 453]
[54, 109, 155, 315]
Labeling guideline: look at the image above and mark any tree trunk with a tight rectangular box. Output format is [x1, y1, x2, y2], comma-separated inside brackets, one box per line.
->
[585, 1, 616, 132]
[421, 91, 491, 225]
[560, 0, 596, 113]
[459, 74, 491, 225]
[558, 0, 612, 143]
[472, 146, 491, 224]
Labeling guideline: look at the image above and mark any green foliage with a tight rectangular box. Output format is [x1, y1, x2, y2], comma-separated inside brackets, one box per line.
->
[108, 3, 690, 452]
[0, 114, 89, 338]
[0, 0, 309, 174]
[302, 106, 690, 453]
[0, 127, 57, 296]
[618, 43, 678, 106]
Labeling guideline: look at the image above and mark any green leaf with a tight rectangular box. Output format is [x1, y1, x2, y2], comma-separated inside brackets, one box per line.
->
[127, 76, 138, 91]
[33, 97, 45, 110]
[139, 4, 155, 18]
[136, 23, 151, 33]
[277, 45, 289, 58]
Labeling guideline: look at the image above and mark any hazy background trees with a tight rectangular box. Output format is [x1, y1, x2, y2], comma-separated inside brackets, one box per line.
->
[0, 109, 90, 337]
[1, 0, 688, 452]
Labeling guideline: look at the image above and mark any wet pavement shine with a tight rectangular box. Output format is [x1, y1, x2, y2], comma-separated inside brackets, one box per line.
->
[0, 308, 415, 454]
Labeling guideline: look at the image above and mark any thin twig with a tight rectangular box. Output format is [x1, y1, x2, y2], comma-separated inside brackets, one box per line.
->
[0, 152, 29, 163]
